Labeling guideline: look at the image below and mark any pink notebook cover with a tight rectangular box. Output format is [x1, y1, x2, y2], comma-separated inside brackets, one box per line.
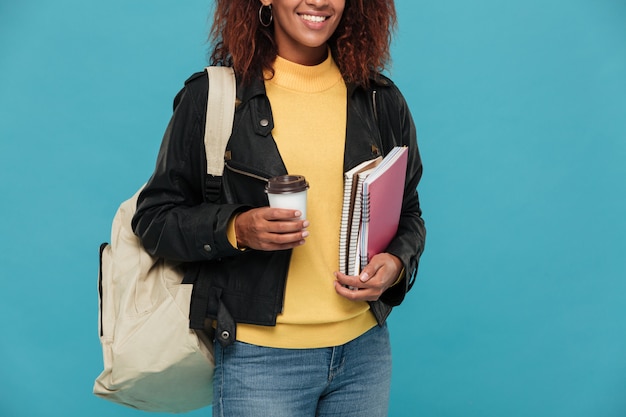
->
[360, 147, 408, 268]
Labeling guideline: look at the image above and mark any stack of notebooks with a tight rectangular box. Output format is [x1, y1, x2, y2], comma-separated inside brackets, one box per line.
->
[339, 146, 408, 275]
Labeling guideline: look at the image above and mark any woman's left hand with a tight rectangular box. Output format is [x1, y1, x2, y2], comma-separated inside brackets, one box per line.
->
[334, 253, 403, 302]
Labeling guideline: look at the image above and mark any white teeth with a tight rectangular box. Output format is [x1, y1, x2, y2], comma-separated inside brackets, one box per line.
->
[301, 14, 327, 23]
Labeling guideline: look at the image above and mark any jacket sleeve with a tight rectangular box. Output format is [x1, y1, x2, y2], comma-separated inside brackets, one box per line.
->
[378, 83, 426, 306]
[131, 74, 248, 263]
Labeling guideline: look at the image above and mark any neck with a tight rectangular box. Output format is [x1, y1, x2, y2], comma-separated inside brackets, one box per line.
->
[277, 44, 329, 66]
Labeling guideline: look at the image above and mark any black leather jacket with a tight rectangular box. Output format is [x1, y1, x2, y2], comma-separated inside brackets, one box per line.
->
[132, 69, 426, 346]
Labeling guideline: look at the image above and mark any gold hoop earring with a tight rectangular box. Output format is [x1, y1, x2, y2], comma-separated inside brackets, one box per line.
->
[259, 4, 272, 27]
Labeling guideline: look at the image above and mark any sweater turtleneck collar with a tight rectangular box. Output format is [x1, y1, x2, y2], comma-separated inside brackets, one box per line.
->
[266, 51, 344, 93]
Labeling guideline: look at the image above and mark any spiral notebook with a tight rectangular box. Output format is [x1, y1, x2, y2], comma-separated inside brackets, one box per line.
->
[339, 157, 381, 275]
[358, 146, 408, 271]
[338, 146, 408, 275]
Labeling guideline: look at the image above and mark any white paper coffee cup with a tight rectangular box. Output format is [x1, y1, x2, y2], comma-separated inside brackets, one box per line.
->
[265, 175, 309, 219]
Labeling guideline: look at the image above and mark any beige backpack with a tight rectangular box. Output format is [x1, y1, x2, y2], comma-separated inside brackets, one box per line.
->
[93, 67, 235, 413]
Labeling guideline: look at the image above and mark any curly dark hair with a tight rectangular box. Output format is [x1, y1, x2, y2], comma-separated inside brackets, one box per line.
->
[209, 0, 397, 86]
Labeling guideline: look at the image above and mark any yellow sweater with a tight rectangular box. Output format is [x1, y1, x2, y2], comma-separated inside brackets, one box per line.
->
[236, 54, 377, 348]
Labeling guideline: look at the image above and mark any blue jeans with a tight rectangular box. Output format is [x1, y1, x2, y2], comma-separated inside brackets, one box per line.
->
[212, 324, 392, 417]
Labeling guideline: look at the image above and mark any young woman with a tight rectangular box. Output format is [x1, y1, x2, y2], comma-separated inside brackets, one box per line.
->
[132, 0, 426, 415]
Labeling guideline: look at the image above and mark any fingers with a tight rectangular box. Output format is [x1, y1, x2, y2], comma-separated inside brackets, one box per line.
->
[334, 271, 383, 302]
[333, 253, 403, 301]
[263, 208, 305, 222]
[235, 207, 310, 251]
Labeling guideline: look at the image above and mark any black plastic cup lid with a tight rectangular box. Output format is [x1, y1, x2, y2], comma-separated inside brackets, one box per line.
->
[265, 175, 309, 194]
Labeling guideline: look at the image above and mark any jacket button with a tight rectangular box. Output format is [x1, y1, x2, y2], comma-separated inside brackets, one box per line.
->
[203, 244, 212, 252]
[259, 118, 269, 127]
[220, 330, 230, 340]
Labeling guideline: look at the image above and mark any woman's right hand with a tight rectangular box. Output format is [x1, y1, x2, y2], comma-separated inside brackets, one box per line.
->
[234, 207, 309, 251]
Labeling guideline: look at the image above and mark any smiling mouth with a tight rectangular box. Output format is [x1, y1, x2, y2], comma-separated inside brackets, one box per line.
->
[300, 14, 329, 23]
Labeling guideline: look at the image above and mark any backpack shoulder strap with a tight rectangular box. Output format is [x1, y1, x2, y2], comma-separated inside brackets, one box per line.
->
[204, 66, 236, 176]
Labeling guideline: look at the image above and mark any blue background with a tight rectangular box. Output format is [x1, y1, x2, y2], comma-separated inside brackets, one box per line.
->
[1, 1, 625, 416]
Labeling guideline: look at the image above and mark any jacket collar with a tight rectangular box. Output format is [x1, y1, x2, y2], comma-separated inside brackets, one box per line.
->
[236, 74, 266, 105]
